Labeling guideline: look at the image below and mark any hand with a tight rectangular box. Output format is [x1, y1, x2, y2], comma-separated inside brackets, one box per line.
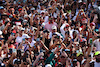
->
[7, 22, 10, 26]
[52, 35, 56, 40]
[39, 52, 44, 56]
[43, 33, 47, 38]
[59, 38, 63, 43]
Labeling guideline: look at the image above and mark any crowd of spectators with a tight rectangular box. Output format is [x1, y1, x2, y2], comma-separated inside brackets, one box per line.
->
[0, 0, 100, 67]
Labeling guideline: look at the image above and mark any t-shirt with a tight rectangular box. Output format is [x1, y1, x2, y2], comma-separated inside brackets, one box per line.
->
[94, 61, 100, 67]
[44, 38, 51, 48]
[45, 22, 57, 32]
[93, 39, 100, 51]
[16, 36, 23, 43]
[30, 40, 36, 47]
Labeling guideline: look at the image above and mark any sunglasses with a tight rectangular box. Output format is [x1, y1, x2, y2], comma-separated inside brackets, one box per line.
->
[61, 56, 65, 58]
[24, 63, 27, 65]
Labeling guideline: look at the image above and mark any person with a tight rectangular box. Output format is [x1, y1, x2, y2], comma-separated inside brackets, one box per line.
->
[45, 16, 57, 32]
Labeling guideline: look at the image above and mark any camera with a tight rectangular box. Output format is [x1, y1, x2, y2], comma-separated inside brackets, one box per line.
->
[9, 49, 12, 54]
[36, 38, 40, 42]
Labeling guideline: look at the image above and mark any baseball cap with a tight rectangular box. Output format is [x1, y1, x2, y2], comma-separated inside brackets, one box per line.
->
[22, 34, 31, 39]
[40, 10, 45, 14]
[0, 6, 4, 9]
[77, 52, 83, 57]
[80, 38, 87, 42]
[52, 25, 57, 30]
[24, 14, 28, 18]
[43, 29, 50, 33]
[45, 64, 52, 67]
[78, 0, 82, 3]
[23, 20, 28, 23]
[82, 18, 87, 24]
[0, 20, 3, 23]
[90, 22, 95, 26]
[0, 30, 2, 35]
[65, 24, 69, 28]
[16, 22, 21, 26]
[19, 27, 25, 31]
[9, 45, 15, 49]
[94, 51, 100, 56]
[31, 7, 35, 10]
[12, 30, 16, 33]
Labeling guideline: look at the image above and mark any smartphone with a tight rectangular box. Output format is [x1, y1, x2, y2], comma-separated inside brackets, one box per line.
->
[57, 35, 60, 39]
[36, 38, 40, 42]
[89, 38, 92, 45]
[11, 33, 15, 36]
[23, 39, 25, 44]
[13, 49, 16, 53]
[9, 49, 12, 54]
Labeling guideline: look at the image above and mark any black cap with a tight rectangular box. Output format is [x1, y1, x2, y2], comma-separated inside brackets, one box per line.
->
[43, 29, 50, 33]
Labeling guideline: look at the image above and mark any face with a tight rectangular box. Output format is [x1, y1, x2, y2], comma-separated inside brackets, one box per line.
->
[31, 51, 34, 58]
[64, 27, 69, 31]
[52, 29, 57, 33]
[49, 18, 53, 23]
[60, 56, 67, 64]
[96, 55, 100, 62]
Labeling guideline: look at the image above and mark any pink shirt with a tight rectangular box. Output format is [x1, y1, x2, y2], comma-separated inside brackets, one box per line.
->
[44, 22, 57, 32]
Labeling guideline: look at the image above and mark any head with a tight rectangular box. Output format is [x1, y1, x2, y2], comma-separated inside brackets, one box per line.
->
[52, 25, 57, 33]
[43, 29, 50, 38]
[90, 22, 95, 30]
[65, 31, 69, 38]
[60, 52, 68, 64]
[72, 31, 77, 39]
[3, 58, 9, 65]
[95, 51, 100, 62]
[77, 52, 83, 62]
[49, 16, 53, 24]
[64, 24, 70, 31]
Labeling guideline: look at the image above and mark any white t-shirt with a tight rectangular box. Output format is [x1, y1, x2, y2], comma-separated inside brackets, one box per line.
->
[93, 39, 100, 51]
[94, 61, 100, 67]
[30, 40, 36, 47]
[44, 16, 49, 24]
[16, 36, 23, 43]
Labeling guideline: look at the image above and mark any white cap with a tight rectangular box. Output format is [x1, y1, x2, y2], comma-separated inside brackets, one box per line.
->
[52, 25, 57, 30]
[63, 13, 67, 16]
[0, 20, 3, 23]
[16, 22, 21, 26]
[31, 7, 35, 10]
[13, 58, 17, 64]
[45, 64, 52, 67]
[81, 59, 86, 64]
[0, 30, 2, 35]
[22, 34, 30, 39]
[23, 20, 28, 23]
[40, 10, 45, 14]
[19, 27, 25, 31]
[78, 0, 82, 3]
[24, 14, 28, 18]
